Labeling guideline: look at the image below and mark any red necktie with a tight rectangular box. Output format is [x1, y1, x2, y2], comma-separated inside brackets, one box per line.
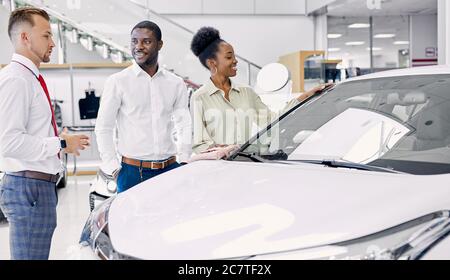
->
[38, 74, 58, 137]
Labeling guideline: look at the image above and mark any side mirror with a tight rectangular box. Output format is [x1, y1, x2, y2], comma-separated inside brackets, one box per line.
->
[256, 63, 291, 93]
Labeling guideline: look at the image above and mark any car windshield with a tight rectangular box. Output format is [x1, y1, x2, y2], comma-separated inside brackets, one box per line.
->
[233, 75, 450, 175]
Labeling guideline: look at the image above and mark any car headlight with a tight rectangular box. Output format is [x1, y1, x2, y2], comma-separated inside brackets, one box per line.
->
[249, 211, 450, 260]
[79, 196, 138, 260]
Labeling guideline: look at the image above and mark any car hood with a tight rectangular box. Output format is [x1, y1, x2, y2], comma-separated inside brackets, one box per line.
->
[108, 160, 450, 259]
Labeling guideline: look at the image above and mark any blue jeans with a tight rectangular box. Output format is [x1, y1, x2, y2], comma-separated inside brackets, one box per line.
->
[117, 161, 181, 193]
[0, 175, 57, 260]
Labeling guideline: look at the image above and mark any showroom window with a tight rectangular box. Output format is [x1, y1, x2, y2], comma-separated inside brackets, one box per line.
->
[327, 15, 410, 76]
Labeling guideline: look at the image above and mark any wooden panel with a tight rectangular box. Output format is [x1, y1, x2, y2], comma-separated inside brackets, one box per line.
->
[279, 51, 301, 93]
[279, 50, 325, 93]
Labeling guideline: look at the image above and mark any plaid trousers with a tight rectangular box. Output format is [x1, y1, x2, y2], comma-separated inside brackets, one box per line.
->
[0, 174, 57, 260]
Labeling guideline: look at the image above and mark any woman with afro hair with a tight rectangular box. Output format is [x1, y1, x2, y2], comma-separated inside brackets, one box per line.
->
[190, 26, 330, 154]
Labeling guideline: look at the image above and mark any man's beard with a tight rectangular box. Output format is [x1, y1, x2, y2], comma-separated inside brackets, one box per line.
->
[42, 54, 51, 63]
[138, 53, 158, 68]
[30, 45, 51, 63]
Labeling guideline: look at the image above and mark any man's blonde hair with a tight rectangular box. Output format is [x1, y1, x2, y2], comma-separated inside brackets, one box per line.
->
[8, 7, 50, 39]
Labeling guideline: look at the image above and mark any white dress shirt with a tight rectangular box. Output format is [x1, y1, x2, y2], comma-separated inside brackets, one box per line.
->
[95, 63, 192, 175]
[0, 54, 61, 174]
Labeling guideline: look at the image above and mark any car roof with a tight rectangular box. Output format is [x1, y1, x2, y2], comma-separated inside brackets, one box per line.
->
[341, 65, 450, 84]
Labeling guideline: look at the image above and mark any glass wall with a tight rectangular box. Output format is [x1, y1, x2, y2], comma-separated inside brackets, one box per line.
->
[327, 15, 410, 77]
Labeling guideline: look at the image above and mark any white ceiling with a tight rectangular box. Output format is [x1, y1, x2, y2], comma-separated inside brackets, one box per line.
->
[327, 0, 437, 17]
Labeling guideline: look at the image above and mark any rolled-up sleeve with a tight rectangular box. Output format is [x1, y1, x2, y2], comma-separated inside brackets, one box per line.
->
[191, 95, 215, 154]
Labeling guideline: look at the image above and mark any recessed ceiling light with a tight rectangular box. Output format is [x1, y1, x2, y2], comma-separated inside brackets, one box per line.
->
[328, 48, 341, 52]
[348, 23, 370, 28]
[328, 34, 342, 39]
[394, 41, 410, 45]
[345, 41, 365, 46]
[374, 34, 396, 38]
[367, 47, 383, 51]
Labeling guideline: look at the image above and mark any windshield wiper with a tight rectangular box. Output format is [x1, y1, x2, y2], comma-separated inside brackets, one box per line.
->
[289, 159, 402, 174]
[232, 152, 266, 163]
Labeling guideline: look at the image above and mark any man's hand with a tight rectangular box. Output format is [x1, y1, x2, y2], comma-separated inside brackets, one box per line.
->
[60, 127, 90, 156]
[99, 167, 119, 182]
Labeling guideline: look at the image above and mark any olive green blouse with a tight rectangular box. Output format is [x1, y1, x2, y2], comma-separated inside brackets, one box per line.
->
[190, 78, 299, 153]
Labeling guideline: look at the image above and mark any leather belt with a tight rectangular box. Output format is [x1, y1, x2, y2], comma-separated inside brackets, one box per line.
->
[7, 171, 59, 183]
[122, 156, 177, 170]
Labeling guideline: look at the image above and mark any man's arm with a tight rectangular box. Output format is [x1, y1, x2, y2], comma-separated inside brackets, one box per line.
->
[173, 81, 192, 163]
[0, 77, 61, 160]
[95, 75, 122, 175]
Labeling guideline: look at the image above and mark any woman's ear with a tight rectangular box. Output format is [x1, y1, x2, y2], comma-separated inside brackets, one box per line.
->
[206, 58, 216, 71]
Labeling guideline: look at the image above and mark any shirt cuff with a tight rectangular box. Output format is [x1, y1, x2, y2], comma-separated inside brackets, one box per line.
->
[44, 136, 61, 157]
[290, 98, 300, 106]
[177, 153, 191, 163]
[100, 159, 122, 176]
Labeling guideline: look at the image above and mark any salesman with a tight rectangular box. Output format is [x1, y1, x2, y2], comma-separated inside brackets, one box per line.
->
[0, 7, 90, 260]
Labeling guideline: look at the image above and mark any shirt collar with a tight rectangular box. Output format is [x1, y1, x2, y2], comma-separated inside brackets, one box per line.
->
[11, 53, 40, 78]
[132, 61, 165, 78]
[206, 78, 241, 96]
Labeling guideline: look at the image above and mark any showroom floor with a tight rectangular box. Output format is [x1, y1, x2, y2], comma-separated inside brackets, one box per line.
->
[0, 175, 94, 260]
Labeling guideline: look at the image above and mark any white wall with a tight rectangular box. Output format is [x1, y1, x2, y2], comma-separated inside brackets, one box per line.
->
[168, 15, 316, 67]
[0, 5, 13, 64]
[306, 0, 336, 14]
[145, 0, 307, 15]
[411, 14, 438, 66]
[64, 41, 111, 63]
[438, 0, 450, 64]
[314, 14, 327, 51]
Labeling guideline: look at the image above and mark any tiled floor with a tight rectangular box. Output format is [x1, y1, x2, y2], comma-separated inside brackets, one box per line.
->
[0, 175, 94, 260]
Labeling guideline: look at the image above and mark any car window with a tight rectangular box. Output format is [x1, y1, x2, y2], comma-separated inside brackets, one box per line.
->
[238, 75, 450, 175]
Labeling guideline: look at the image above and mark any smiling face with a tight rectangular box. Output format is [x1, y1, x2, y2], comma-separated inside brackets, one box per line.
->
[131, 28, 162, 67]
[208, 42, 238, 78]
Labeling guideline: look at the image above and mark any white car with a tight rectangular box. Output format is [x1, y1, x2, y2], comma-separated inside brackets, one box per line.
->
[77, 66, 450, 260]
[88, 170, 117, 212]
